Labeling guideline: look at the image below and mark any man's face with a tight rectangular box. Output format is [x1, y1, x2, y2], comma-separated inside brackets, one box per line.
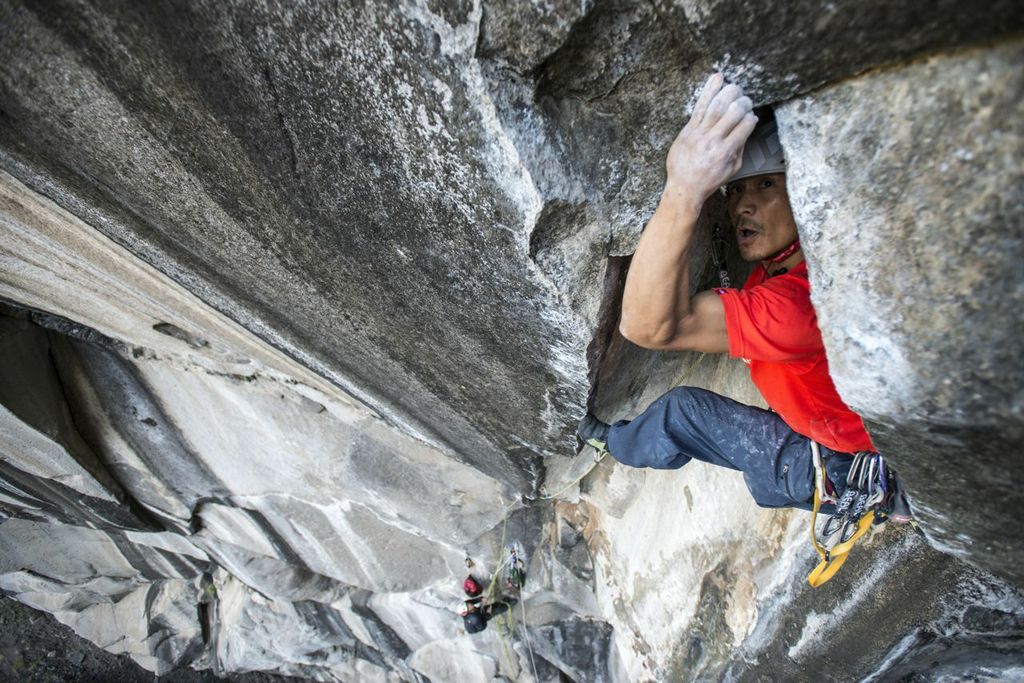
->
[725, 173, 799, 262]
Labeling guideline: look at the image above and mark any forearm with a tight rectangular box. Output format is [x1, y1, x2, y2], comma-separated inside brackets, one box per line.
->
[618, 72, 755, 350]
[620, 188, 704, 345]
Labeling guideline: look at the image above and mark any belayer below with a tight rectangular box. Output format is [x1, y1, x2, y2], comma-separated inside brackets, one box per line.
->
[578, 73, 912, 586]
[456, 573, 517, 634]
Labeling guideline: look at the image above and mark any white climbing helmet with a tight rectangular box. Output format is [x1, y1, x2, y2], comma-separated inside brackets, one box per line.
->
[728, 119, 785, 182]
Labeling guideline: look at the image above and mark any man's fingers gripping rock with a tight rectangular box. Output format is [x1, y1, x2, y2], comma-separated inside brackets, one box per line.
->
[724, 112, 760, 171]
[690, 72, 724, 127]
[704, 83, 745, 126]
[711, 96, 754, 140]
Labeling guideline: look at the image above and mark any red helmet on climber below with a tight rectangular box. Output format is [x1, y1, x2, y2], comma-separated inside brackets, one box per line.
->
[463, 575, 483, 597]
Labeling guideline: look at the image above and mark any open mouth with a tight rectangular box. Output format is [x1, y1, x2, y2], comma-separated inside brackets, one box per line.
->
[737, 226, 759, 244]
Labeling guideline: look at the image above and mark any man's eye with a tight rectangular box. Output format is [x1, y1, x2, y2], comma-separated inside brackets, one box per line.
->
[727, 185, 741, 196]
[760, 178, 774, 189]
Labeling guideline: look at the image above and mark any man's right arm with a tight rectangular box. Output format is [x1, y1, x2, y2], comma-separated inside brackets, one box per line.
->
[618, 73, 756, 352]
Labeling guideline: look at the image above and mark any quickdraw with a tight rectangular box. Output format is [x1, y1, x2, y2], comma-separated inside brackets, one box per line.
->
[807, 445, 897, 587]
[711, 223, 732, 289]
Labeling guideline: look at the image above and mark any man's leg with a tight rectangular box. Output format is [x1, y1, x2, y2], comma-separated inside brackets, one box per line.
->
[606, 386, 836, 510]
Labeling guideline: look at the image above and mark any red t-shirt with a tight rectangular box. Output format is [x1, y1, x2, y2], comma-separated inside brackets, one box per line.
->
[717, 261, 875, 453]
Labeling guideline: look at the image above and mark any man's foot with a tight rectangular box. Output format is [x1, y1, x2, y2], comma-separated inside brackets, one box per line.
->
[576, 412, 610, 455]
[855, 459, 913, 525]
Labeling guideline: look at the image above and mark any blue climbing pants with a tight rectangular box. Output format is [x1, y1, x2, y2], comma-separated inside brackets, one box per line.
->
[607, 387, 853, 511]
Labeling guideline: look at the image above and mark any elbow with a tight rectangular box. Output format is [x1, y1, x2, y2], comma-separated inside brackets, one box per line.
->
[618, 319, 673, 350]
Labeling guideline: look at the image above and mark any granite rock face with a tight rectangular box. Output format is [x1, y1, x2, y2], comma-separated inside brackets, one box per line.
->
[0, 0, 1022, 680]
[777, 41, 1024, 583]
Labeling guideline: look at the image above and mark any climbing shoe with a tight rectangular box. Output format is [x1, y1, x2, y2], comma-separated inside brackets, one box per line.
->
[576, 412, 610, 455]
[878, 470, 914, 524]
[889, 490, 913, 524]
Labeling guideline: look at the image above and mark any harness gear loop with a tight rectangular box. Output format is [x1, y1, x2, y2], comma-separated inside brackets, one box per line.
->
[810, 441, 836, 506]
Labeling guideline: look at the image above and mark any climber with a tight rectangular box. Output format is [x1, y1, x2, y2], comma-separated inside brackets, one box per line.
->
[458, 597, 516, 634]
[456, 571, 517, 634]
[577, 74, 910, 541]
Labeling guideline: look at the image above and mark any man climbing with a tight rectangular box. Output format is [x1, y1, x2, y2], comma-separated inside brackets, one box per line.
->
[457, 565, 518, 634]
[577, 74, 909, 561]
[459, 597, 514, 635]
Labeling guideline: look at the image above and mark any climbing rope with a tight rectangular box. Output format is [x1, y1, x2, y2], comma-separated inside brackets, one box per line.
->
[518, 593, 539, 681]
[471, 539, 539, 681]
[539, 448, 608, 501]
[481, 511, 511, 603]
[473, 513, 522, 673]
[492, 610, 519, 676]
[673, 351, 706, 387]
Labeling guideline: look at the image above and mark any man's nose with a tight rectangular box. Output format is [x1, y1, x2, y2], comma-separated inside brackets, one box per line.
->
[733, 193, 756, 215]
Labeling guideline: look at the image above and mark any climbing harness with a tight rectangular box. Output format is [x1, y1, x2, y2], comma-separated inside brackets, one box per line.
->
[807, 445, 906, 587]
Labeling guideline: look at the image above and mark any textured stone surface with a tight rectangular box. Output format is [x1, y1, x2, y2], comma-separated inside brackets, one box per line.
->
[0, 0, 1022, 681]
[669, 0, 1023, 101]
[1, 0, 1020, 488]
[0, 0, 587, 492]
[778, 40, 1024, 582]
[0, 592, 299, 682]
[0, 171, 536, 677]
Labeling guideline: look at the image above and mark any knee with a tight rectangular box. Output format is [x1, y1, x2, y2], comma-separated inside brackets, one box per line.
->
[613, 448, 689, 470]
[607, 420, 690, 470]
[663, 386, 706, 415]
[666, 385, 701, 402]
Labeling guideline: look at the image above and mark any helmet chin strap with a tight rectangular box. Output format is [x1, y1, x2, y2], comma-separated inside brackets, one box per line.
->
[764, 239, 801, 264]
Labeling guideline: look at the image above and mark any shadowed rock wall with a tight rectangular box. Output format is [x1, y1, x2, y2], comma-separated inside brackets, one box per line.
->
[0, 0, 595, 492]
[0, 0, 1022, 680]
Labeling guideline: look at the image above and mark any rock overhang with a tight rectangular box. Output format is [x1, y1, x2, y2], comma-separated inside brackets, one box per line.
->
[2, 1, 1021, 496]
[0, 0, 1022, 679]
